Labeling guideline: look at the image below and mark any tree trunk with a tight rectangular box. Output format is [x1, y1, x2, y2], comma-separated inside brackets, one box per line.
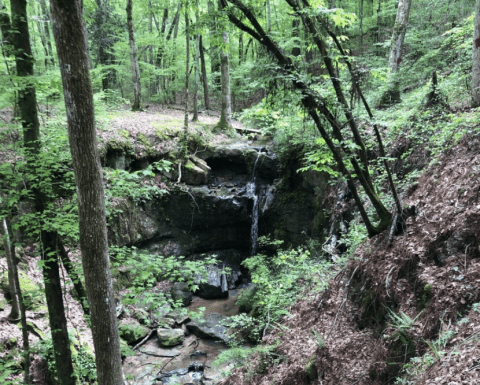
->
[217, 30, 232, 129]
[38, 0, 55, 67]
[472, 0, 480, 107]
[209, 0, 220, 85]
[238, 32, 243, 64]
[193, 1, 200, 121]
[1, 217, 20, 321]
[199, 35, 211, 109]
[359, 0, 364, 47]
[2, 218, 30, 383]
[184, 2, 190, 131]
[388, 0, 412, 72]
[49, 1, 124, 384]
[126, 0, 142, 111]
[9, 1, 76, 384]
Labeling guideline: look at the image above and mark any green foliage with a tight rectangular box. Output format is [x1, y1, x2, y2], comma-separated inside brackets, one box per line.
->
[104, 160, 171, 215]
[110, 246, 217, 314]
[34, 333, 97, 384]
[231, 236, 333, 342]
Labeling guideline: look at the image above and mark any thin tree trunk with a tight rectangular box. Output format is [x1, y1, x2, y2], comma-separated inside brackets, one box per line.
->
[218, 30, 232, 128]
[9, 1, 76, 384]
[1, 217, 20, 321]
[238, 32, 243, 64]
[388, 0, 412, 72]
[359, 0, 364, 47]
[2, 218, 30, 383]
[199, 35, 210, 109]
[39, 0, 55, 67]
[266, 0, 271, 32]
[184, 2, 190, 130]
[50, 1, 124, 384]
[472, 0, 480, 107]
[209, 0, 220, 85]
[58, 241, 90, 315]
[126, 0, 142, 111]
[193, 0, 200, 121]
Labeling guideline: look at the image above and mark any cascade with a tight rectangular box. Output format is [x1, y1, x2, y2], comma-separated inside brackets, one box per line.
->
[247, 153, 261, 255]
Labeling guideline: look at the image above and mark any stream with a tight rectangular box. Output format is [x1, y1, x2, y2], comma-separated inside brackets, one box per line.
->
[123, 288, 249, 385]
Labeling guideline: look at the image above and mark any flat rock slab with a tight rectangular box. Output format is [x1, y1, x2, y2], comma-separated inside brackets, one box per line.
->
[140, 344, 181, 358]
[186, 312, 229, 343]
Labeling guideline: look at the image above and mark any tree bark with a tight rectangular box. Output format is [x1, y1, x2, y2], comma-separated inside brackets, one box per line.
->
[193, 0, 200, 121]
[126, 0, 142, 111]
[49, 1, 124, 384]
[1, 217, 20, 321]
[218, 30, 232, 128]
[38, 0, 55, 68]
[472, 0, 480, 107]
[2, 218, 30, 383]
[9, 1, 76, 384]
[199, 35, 211, 109]
[184, 2, 190, 130]
[388, 0, 412, 72]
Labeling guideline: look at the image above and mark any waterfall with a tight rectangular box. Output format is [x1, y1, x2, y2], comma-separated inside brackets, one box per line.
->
[247, 154, 261, 255]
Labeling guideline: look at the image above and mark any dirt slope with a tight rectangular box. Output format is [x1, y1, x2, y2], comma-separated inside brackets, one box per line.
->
[219, 135, 480, 385]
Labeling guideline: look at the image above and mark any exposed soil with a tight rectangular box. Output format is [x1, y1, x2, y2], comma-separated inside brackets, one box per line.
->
[218, 135, 480, 384]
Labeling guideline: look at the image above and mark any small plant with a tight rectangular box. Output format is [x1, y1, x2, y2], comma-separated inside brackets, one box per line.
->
[387, 309, 423, 333]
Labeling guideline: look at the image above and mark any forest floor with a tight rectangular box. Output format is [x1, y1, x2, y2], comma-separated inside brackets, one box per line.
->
[0, 106, 249, 383]
[218, 134, 480, 385]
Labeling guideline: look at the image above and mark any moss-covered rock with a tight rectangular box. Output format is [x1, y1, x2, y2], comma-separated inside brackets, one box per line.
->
[156, 328, 184, 347]
[118, 320, 150, 344]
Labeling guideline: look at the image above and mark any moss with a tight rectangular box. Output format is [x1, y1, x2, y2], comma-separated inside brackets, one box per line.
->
[118, 321, 149, 344]
[120, 338, 136, 359]
[304, 355, 318, 382]
[1, 271, 45, 310]
[419, 283, 433, 310]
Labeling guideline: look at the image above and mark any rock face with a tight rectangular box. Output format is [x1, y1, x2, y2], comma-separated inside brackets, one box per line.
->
[156, 328, 184, 347]
[171, 282, 193, 306]
[186, 312, 229, 343]
[196, 265, 229, 299]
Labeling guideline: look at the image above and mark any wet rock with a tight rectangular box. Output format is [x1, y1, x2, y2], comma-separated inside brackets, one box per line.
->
[186, 312, 229, 343]
[171, 282, 193, 307]
[140, 343, 181, 358]
[156, 328, 184, 347]
[119, 320, 150, 344]
[197, 265, 228, 299]
[157, 362, 205, 384]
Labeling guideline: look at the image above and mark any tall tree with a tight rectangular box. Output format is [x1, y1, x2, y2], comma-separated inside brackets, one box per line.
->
[184, 0, 190, 130]
[217, 0, 232, 129]
[126, 0, 142, 110]
[388, 0, 412, 72]
[7, 0, 76, 384]
[193, 0, 200, 121]
[472, 0, 480, 107]
[50, 0, 124, 384]
[199, 35, 211, 109]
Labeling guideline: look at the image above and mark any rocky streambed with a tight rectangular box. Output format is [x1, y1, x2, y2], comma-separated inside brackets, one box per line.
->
[122, 287, 249, 385]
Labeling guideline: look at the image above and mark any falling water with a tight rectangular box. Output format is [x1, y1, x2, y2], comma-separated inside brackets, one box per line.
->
[247, 154, 261, 255]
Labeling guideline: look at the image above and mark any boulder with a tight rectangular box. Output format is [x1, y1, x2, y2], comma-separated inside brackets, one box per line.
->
[183, 161, 208, 185]
[118, 320, 150, 344]
[156, 328, 184, 347]
[196, 265, 228, 299]
[165, 309, 191, 325]
[170, 282, 192, 307]
[186, 312, 229, 343]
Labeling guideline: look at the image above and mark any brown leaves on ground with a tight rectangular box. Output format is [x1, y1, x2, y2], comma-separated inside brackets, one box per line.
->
[219, 136, 480, 385]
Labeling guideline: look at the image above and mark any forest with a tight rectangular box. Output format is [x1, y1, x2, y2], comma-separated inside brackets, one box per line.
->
[0, 0, 480, 384]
